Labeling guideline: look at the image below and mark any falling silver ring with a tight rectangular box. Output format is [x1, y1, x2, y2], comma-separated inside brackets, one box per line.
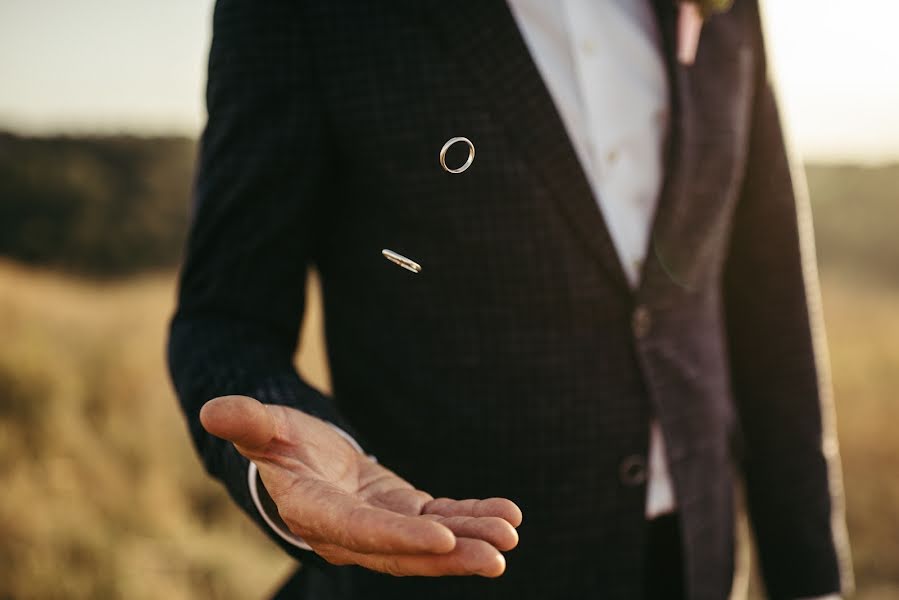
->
[439, 137, 475, 174]
[382, 249, 422, 274]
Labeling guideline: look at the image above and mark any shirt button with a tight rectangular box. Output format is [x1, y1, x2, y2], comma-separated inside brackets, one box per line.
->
[605, 148, 620, 166]
[632, 305, 652, 339]
[633, 259, 644, 277]
[581, 39, 595, 54]
[655, 108, 669, 128]
[619, 455, 648, 487]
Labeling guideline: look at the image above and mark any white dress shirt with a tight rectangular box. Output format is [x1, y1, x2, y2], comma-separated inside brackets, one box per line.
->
[507, 0, 676, 518]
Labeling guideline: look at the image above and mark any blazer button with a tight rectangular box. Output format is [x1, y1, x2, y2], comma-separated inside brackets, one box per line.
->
[619, 455, 648, 487]
[632, 305, 652, 339]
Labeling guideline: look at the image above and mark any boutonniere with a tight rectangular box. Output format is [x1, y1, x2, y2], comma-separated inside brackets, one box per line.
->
[676, 0, 734, 65]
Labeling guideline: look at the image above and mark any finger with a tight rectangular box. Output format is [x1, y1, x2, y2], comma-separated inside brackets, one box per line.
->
[315, 537, 506, 578]
[432, 516, 519, 551]
[293, 487, 455, 555]
[423, 498, 523, 527]
[366, 488, 434, 516]
[199, 395, 276, 451]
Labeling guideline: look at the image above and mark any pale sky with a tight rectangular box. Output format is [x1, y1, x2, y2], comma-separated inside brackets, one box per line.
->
[1, 0, 897, 163]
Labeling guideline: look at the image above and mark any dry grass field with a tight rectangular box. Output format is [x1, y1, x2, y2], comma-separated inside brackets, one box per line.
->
[1, 193, 898, 597]
[0, 261, 328, 599]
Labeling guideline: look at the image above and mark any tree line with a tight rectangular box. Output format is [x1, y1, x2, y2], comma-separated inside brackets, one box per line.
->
[1, 131, 897, 282]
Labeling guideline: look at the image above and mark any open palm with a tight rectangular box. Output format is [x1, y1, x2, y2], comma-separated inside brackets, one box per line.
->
[200, 395, 522, 577]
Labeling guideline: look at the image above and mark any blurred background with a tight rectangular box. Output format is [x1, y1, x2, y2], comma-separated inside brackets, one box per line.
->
[0, 1, 897, 598]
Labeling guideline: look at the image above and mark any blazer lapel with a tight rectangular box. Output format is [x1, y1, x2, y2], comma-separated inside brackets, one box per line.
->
[640, 1, 756, 299]
[426, 0, 631, 293]
[640, 0, 691, 297]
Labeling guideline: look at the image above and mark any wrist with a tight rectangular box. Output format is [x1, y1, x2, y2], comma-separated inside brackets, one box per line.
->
[247, 421, 375, 550]
[248, 461, 312, 550]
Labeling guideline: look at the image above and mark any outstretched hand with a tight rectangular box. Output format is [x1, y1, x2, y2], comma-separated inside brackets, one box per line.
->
[200, 395, 522, 577]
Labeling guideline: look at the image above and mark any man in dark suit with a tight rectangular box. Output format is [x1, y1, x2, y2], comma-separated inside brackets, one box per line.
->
[168, 0, 851, 598]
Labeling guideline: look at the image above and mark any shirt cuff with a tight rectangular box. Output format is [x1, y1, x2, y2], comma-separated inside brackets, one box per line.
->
[247, 423, 368, 551]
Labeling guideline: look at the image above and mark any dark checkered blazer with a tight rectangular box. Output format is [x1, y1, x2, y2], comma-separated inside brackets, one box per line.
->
[168, 0, 850, 598]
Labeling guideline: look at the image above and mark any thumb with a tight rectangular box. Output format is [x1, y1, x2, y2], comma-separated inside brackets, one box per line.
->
[200, 395, 276, 452]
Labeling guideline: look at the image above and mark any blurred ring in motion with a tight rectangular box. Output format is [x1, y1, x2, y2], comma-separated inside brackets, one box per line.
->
[381, 249, 422, 273]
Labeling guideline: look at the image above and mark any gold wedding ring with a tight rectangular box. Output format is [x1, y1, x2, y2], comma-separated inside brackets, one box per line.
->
[439, 136, 475, 174]
[382, 249, 422, 273]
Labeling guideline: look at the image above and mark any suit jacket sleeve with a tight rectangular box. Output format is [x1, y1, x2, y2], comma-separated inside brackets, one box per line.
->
[167, 0, 349, 562]
[723, 4, 852, 598]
